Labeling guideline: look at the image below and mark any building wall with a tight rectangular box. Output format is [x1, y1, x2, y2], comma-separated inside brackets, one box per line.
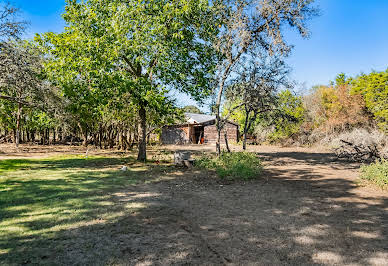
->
[204, 123, 239, 143]
[161, 122, 239, 145]
[161, 126, 189, 144]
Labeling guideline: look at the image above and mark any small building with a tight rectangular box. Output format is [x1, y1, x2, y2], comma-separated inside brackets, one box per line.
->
[161, 113, 239, 145]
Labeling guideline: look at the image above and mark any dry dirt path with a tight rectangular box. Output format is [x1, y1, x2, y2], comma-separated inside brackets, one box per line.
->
[115, 145, 388, 265]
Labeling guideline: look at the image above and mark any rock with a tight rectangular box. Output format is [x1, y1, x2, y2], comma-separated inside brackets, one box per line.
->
[183, 159, 195, 168]
[174, 151, 191, 165]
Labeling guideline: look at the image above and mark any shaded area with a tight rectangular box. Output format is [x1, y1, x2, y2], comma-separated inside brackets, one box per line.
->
[0, 156, 180, 265]
[257, 150, 360, 169]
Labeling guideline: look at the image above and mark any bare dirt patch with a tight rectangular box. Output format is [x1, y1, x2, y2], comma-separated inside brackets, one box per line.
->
[113, 145, 387, 265]
[0, 143, 124, 159]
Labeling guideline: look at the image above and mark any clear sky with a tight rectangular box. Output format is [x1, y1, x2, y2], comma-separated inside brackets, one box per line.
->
[11, 0, 388, 110]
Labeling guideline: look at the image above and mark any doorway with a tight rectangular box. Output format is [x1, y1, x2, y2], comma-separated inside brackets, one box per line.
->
[193, 126, 204, 144]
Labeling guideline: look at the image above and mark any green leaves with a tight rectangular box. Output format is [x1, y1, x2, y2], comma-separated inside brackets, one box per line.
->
[351, 70, 388, 133]
[40, 0, 219, 107]
[268, 90, 306, 141]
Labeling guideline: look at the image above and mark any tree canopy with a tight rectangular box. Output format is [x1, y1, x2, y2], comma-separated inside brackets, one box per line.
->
[352, 70, 388, 133]
[37, 0, 220, 160]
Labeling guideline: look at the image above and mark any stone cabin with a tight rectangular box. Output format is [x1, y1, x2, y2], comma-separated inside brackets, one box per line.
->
[161, 113, 239, 144]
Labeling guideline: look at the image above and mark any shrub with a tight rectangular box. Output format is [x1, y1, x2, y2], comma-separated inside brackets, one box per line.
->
[196, 152, 262, 180]
[330, 128, 388, 161]
[352, 69, 388, 133]
[268, 90, 306, 142]
[360, 159, 388, 188]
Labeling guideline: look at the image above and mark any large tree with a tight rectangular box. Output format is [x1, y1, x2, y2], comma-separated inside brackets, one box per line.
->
[38, 0, 220, 160]
[225, 52, 290, 149]
[0, 41, 55, 146]
[213, 0, 317, 155]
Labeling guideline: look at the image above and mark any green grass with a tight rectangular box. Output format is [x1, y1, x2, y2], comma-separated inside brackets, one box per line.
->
[0, 155, 170, 265]
[360, 158, 388, 189]
[196, 152, 263, 180]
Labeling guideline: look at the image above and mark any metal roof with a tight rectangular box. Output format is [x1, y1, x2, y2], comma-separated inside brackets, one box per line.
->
[185, 113, 216, 124]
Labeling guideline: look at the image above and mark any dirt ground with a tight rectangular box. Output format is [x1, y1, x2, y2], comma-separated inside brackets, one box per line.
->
[1, 143, 387, 265]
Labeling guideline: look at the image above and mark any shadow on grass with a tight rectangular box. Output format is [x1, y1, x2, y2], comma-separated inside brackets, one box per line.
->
[0, 157, 130, 173]
[0, 156, 180, 265]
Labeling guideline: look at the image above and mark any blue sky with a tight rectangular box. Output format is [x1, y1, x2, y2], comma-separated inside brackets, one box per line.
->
[12, 0, 388, 110]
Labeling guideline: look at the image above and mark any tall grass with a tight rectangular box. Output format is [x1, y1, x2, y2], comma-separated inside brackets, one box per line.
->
[360, 159, 388, 188]
[196, 152, 262, 180]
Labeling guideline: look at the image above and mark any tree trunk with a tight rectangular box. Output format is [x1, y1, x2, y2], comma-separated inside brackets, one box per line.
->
[243, 112, 249, 150]
[46, 128, 50, 145]
[99, 124, 103, 149]
[224, 130, 230, 153]
[15, 103, 22, 147]
[40, 130, 44, 145]
[78, 122, 88, 147]
[137, 106, 147, 161]
[58, 127, 63, 142]
[216, 125, 221, 155]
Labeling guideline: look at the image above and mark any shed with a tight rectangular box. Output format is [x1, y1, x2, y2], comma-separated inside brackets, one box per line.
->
[161, 113, 239, 145]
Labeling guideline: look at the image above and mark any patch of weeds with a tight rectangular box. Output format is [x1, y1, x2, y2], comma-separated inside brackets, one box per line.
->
[196, 152, 263, 180]
[150, 150, 173, 164]
[360, 158, 388, 189]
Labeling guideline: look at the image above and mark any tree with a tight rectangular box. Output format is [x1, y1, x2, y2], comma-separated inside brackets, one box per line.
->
[183, 105, 203, 114]
[0, 41, 51, 147]
[38, 0, 219, 160]
[304, 74, 371, 134]
[225, 52, 290, 149]
[268, 89, 305, 141]
[352, 70, 388, 133]
[0, 1, 27, 40]
[213, 0, 318, 155]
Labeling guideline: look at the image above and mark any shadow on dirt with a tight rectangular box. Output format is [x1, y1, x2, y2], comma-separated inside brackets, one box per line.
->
[258, 151, 360, 170]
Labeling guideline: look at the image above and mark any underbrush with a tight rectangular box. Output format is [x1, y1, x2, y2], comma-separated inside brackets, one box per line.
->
[360, 159, 388, 189]
[196, 152, 262, 180]
[329, 128, 388, 162]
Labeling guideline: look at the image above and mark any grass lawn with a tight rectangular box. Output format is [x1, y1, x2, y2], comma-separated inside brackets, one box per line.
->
[0, 155, 170, 265]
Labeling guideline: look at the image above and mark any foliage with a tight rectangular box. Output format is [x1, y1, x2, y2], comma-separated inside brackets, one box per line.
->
[0, 41, 60, 145]
[0, 41, 48, 104]
[224, 52, 290, 149]
[305, 73, 372, 133]
[212, 0, 317, 154]
[182, 105, 203, 114]
[351, 69, 388, 133]
[196, 152, 262, 179]
[37, 0, 219, 159]
[0, 1, 27, 40]
[360, 159, 388, 189]
[268, 89, 306, 141]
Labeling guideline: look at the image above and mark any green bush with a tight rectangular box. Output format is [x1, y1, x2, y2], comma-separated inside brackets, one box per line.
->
[196, 152, 262, 180]
[360, 159, 388, 188]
